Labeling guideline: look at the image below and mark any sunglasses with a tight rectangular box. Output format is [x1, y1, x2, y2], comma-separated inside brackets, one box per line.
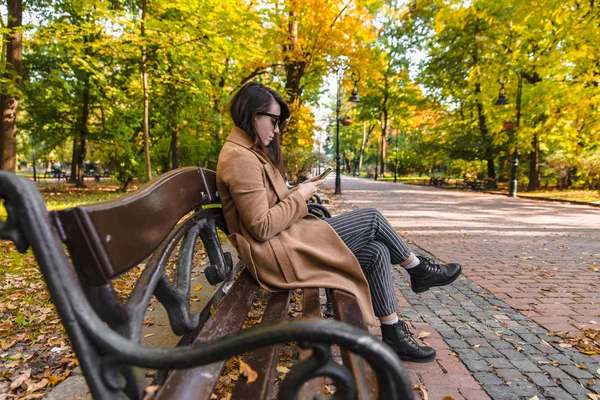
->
[256, 112, 281, 130]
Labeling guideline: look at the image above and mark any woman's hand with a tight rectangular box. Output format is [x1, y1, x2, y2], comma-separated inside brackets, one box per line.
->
[297, 179, 325, 201]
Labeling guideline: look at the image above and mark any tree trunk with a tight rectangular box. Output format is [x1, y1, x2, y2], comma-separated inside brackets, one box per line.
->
[474, 84, 496, 180]
[141, 0, 152, 181]
[527, 132, 540, 191]
[170, 98, 179, 170]
[69, 138, 79, 183]
[75, 74, 90, 188]
[0, 0, 22, 172]
[283, 8, 306, 105]
[358, 122, 367, 174]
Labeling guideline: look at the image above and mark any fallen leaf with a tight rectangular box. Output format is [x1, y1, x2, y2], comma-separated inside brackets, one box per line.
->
[194, 285, 203, 291]
[276, 366, 290, 374]
[144, 334, 154, 338]
[559, 343, 572, 348]
[587, 379, 596, 386]
[25, 378, 48, 393]
[1, 340, 16, 351]
[47, 375, 64, 387]
[442, 397, 455, 400]
[10, 372, 30, 390]
[228, 373, 239, 381]
[239, 360, 258, 384]
[413, 383, 428, 400]
[529, 396, 540, 400]
[143, 385, 161, 400]
[143, 316, 155, 326]
[538, 360, 559, 367]
[417, 331, 431, 340]
[473, 344, 481, 349]
[597, 367, 600, 375]
[516, 346, 524, 352]
[588, 394, 599, 400]
[574, 363, 589, 370]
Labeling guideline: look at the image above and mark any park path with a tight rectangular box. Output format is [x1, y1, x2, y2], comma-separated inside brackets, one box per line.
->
[323, 174, 600, 400]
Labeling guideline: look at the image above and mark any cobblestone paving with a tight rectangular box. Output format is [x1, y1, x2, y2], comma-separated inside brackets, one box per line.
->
[323, 175, 600, 400]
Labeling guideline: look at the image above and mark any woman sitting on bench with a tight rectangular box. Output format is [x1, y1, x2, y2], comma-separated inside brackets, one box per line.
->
[216, 82, 462, 363]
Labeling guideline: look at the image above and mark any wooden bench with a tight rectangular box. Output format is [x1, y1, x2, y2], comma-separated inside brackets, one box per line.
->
[0, 167, 413, 400]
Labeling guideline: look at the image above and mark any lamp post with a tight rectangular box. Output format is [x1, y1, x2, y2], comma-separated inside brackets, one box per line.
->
[334, 69, 361, 195]
[495, 71, 523, 198]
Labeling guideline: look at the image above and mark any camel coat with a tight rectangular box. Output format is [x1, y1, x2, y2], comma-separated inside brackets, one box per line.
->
[216, 127, 376, 325]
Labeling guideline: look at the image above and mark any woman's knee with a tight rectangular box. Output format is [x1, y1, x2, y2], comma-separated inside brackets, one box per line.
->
[360, 240, 391, 268]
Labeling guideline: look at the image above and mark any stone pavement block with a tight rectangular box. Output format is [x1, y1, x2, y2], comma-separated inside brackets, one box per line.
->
[437, 360, 471, 374]
[445, 338, 470, 349]
[481, 384, 517, 400]
[538, 365, 571, 380]
[486, 358, 512, 369]
[495, 368, 527, 381]
[472, 372, 503, 386]
[525, 372, 558, 387]
[462, 359, 492, 373]
[542, 386, 574, 400]
[458, 388, 492, 400]
[559, 378, 590, 397]
[419, 372, 481, 389]
[507, 381, 540, 397]
[561, 364, 593, 379]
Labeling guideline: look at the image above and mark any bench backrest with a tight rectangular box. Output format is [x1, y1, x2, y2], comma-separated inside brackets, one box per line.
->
[54, 167, 220, 286]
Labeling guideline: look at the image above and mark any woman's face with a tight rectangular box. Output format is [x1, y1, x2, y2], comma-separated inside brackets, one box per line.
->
[254, 102, 281, 146]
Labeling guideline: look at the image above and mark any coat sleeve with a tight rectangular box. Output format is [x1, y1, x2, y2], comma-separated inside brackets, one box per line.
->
[223, 152, 308, 242]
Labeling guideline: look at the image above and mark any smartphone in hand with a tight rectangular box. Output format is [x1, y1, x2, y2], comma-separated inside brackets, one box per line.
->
[317, 167, 333, 180]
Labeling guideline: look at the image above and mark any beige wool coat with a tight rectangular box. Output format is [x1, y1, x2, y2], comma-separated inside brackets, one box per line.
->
[216, 127, 376, 325]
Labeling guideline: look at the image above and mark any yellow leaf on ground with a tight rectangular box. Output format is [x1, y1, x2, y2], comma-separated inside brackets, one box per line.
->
[47, 375, 64, 387]
[276, 366, 290, 374]
[442, 397, 456, 400]
[194, 285, 203, 291]
[574, 363, 588, 370]
[239, 360, 258, 384]
[413, 383, 428, 400]
[417, 331, 431, 339]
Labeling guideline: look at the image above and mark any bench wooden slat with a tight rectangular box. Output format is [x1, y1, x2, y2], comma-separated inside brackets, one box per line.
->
[56, 167, 218, 285]
[332, 290, 379, 400]
[230, 290, 290, 399]
[156, 269, 260, 400]
[298, 288, 326, 400]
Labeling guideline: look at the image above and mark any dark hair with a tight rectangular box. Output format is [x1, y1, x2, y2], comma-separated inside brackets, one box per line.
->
[230, 82, 290, 168]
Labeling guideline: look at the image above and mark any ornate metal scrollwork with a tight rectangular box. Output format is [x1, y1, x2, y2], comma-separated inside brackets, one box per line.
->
[279, 342, 356, 400]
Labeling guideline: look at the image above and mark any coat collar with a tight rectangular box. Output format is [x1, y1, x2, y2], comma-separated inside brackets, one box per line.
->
[226, 127, 268, 164]
[226, 127, 289, 200]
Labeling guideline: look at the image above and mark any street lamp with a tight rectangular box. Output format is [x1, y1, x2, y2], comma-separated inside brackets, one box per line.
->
[334, 68, 361, 195]
[495, 71, 523, 198]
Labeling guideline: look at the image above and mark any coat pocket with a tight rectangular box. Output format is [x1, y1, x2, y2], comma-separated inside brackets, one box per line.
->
[268, 236, 297, 283]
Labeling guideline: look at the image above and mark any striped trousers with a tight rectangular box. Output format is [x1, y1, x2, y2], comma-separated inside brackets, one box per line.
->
[326, 208, 412, 318]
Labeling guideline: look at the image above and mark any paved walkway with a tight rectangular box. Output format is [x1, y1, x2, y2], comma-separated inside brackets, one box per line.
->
[323, 175, 600, 400]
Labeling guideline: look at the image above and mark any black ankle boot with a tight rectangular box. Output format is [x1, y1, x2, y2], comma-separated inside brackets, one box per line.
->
[407, 257, 462, 293]
[381, 321, 436, 363]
